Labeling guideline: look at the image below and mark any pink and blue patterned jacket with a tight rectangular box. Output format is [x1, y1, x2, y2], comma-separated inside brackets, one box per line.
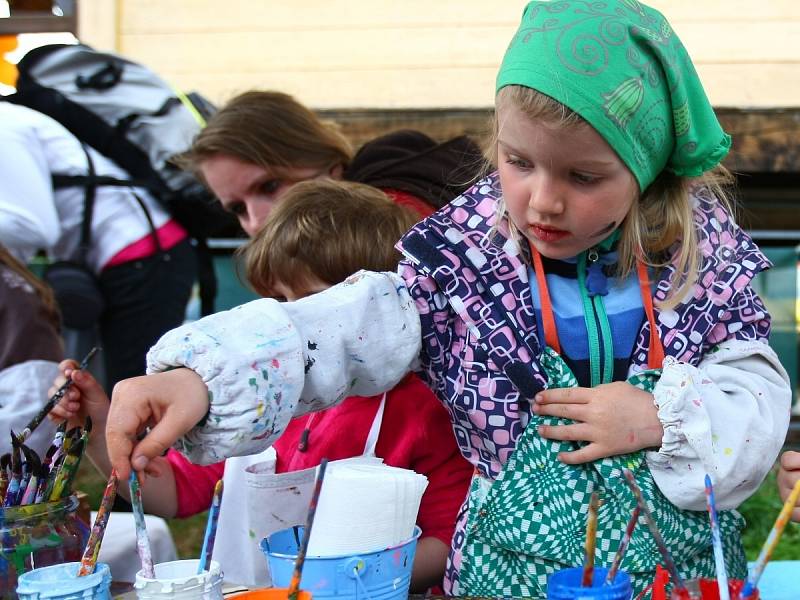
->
[397, 172, 772, 480]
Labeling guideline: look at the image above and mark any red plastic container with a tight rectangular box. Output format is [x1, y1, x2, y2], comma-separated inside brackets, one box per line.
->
[647, 566, 759, 600]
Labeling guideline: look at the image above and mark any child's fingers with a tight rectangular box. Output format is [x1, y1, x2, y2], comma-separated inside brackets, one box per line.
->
[48, 403, 75, 420]
[70, 370, 109, 406]
[538, 422, 591, 443]
[780, 450, 800, 471]
[532, 401, 587, 421]
[58, 358, 80, 374]
[557, 443, 603, 465]
[777, 466, 800, 501]
[534, 387, 590, 404]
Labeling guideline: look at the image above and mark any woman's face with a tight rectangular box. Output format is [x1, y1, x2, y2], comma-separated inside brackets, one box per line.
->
[497, 103, 638, 260]
[200, 154, 339, 237]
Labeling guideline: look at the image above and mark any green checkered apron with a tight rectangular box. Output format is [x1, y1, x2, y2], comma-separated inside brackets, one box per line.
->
[458, 347, 747, 598]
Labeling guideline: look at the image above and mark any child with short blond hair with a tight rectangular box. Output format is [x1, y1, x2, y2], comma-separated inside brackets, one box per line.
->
[243, 179, 417, 299]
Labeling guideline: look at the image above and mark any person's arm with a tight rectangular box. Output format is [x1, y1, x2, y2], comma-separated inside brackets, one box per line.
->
[411, 538, 450, 592]
[646, 338, 791, 510]
[0, 118, 61, 261]
[777, 451, 800, 522]
[106, 271, 421, 478]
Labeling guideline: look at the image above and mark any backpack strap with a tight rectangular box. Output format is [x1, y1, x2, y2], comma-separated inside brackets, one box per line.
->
[52, 147, 163, 262]
[73, 144, 97, 265]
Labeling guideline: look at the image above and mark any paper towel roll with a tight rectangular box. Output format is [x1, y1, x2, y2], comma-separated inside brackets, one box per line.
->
[306, 461, 428, 557]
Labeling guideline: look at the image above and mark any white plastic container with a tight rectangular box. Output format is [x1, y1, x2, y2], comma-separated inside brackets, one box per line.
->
[134, 560, 223, 600]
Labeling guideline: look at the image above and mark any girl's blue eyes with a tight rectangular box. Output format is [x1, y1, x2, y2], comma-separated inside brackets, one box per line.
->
[505, 157, 531, 169]
[504, 158, 600, 185]
[572, 173, 599, 185]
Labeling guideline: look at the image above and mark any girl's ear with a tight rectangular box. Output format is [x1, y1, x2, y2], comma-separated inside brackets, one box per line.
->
[329, 163, 344, 179]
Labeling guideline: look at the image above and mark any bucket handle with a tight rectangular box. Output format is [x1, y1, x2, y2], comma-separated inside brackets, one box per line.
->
[343, 557, 374, 600]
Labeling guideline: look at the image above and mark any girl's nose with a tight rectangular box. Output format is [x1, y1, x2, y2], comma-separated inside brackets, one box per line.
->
[528, 176, 564, 215]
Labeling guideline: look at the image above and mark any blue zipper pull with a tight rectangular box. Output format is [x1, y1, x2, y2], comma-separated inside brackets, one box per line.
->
[585, 248, 608, 297]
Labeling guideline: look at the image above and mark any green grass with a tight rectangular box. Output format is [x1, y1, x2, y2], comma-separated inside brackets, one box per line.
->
[74, 460, 800, 561]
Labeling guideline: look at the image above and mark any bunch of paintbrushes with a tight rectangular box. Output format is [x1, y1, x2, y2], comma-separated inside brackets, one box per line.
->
[0, 419, 90, 507]
[620, 470, 800, 599]
[0, 347, 99, 508]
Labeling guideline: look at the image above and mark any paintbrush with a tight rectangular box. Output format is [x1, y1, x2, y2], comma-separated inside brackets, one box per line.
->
[20, 346, 98, 441]
[41, 422, 67, 479]
[77, 470, 119, 576]
[15, 444, 42, 506]
[129, 471, 155, 578]
[741, 478, 800, 598]
[606, 505, 640, 584]
[288, 458, 328, 600]
[4, 433, 22, 507]
[582, 491, 600, 586]
[48, 438, 84, 501]
[703, 475, 729, 600]
[621, 468, 686, 591]
[61, 425, 83, 455]
[22, 464, 49, 505]
[0, 453, 10, 504]
[197, 479, 224, 574]
[39, 449, 66, 503]
[61, 418, 92, 497]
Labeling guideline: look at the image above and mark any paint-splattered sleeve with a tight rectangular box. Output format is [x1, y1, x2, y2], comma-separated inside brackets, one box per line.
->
[647, 339, 791, 511]
[146, 271, 421, 464]
[146, 297, 306, 463]
[280, 270, 422, 415]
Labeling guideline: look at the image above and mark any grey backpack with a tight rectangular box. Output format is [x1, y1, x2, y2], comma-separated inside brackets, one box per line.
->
[6, 43, 241, 314]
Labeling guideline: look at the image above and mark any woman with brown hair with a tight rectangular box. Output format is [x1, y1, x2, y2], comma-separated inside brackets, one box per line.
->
[178, 90, 482, 236]
[0, 243, 62, 454]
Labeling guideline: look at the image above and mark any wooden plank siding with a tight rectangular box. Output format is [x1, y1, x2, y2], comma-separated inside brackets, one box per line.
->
[313, 106, 800, 230]
[76, 0, 800, 110]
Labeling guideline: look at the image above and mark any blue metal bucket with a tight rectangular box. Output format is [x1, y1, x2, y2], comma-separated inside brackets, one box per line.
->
[260, 526, 421, 600]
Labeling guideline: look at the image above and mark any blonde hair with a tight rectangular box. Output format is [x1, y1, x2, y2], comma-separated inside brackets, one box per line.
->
[0, 245, 61, 330]
[491, 86, 735, 309]
[240, 180, 419, 297]
[177, 91, 353, 182]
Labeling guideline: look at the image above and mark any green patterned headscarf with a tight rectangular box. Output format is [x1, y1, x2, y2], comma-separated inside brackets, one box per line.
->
[496, 0, 730, 190]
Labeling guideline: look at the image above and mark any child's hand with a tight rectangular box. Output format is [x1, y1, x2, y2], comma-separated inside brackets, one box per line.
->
[777, 451, 800, 522]
[533, 381, 663, 464]
[48, 359, 111, 430]
[106, 368, 209, 480]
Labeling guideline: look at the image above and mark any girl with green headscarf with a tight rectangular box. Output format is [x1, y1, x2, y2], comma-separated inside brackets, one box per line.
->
[102, 1, 790, 597]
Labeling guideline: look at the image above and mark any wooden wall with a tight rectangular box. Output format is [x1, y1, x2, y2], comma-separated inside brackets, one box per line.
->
[78, 0, 800, 109]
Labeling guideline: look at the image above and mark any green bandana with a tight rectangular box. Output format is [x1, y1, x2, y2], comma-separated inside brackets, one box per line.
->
[496, 0, 730, 190]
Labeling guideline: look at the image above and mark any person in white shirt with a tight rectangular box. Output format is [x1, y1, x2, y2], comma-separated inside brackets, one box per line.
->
[0, 102, 195, 391]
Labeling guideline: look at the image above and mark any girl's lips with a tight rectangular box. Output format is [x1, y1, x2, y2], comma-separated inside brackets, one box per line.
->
[530, 224, 570, 242]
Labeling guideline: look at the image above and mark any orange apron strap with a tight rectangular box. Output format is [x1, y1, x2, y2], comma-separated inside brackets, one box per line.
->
[529, 243, 561, 355]
[636, 259, 665, 369]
